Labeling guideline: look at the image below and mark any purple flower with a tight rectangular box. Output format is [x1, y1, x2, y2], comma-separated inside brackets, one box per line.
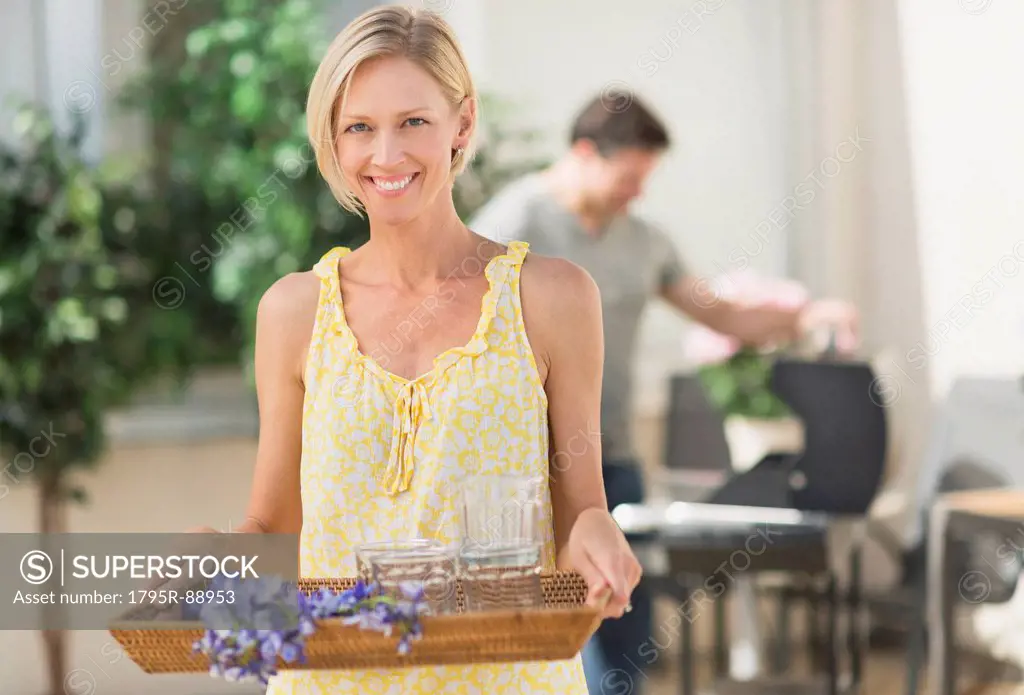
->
[195, 576, 427, 685]
[280, 641, 303, 663]
[259, 636, 279, 662]
[298, 615, 316, 636]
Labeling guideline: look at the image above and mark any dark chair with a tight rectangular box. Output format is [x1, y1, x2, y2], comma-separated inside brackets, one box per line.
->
[663, 373, 735, 476]
[708, 358, 888, 513]
[657, 374, 735, 500]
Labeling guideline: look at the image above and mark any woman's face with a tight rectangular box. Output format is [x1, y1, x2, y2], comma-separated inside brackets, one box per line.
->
[335, 55, 470, 226]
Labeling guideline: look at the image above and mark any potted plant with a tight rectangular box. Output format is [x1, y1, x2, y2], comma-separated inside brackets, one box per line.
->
[682, 270, 807, 472]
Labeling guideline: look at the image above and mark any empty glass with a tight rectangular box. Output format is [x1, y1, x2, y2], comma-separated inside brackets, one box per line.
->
[458, 474, 546, 611]
[355, 539, 458, 615]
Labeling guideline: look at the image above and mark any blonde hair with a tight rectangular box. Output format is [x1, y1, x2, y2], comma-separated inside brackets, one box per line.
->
[306, 5, 478, 215]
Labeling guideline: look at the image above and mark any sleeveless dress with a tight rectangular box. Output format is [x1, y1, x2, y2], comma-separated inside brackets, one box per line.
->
[265, 240, 589, 694]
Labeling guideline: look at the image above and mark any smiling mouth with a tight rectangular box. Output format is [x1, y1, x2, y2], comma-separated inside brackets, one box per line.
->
[366, 173, 420, 192]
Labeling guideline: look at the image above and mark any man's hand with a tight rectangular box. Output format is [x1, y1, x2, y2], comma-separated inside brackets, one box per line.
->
[799, 299, 860, 354]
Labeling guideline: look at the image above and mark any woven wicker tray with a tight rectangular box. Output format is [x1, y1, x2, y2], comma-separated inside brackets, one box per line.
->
[108, 572, 601, 673]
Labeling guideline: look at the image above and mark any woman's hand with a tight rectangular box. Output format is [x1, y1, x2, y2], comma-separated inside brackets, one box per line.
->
[567, 508, 643, 620]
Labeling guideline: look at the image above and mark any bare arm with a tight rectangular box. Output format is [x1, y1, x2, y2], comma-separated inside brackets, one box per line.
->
[647, 225, 804, 346]
[661, 275, 803, 345]
[234, 272, 320, 535]
[520, 253, 640, 615]
[521, 255, 607, 559]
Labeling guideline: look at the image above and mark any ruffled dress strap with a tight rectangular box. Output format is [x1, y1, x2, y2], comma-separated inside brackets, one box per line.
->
[305, 246, 356, 384]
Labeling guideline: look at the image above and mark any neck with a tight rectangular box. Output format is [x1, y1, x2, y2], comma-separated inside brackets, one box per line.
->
[543, 157, 610, 235]
[362, 196, 479, 289]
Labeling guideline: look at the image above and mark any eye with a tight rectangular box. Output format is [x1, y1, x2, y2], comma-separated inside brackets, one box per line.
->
[406, 117, 428, 127]
[344, 123, 370, 134]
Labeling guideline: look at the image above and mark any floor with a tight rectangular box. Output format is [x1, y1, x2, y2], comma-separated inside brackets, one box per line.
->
[643, 647, 1023, 695]
[8, 633, 1024, 694]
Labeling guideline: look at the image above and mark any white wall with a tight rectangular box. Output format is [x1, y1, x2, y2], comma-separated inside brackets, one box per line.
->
[894, 0, 1024, 399]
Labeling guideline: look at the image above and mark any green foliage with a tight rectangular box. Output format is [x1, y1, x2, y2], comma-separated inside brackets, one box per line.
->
[119, 0, 356, 374]
[99, 181, 243, 374]
[0, 105, 162, 497]
[696, 348, 791, 419]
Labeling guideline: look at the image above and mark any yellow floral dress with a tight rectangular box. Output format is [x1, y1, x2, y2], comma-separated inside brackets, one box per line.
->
[266, 240, 589, 694]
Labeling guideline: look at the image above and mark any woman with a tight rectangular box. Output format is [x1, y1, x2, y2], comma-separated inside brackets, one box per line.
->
[215, 5, 640, 693]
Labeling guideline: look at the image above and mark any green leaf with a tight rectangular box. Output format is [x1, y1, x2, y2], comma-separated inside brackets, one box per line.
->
[230, 79, 264, 124]
[220, 18, 252, 43]
[67, 173, 101, 224]
[230, 51, 258, 78]
[100, 297, 128, 323]
[226, 0, 259, 15]
[185, 27, 215, 58]
[0, 267, 15, 297]
[92, 264, 117, 289]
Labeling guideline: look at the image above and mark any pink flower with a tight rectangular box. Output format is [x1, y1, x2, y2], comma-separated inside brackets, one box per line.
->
[683, 327, 741, 366]
[712, 270, 809, 310]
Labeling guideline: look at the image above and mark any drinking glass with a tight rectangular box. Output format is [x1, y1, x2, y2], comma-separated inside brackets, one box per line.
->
[355, 539, 459, 615]
[458, 474, 546, 611]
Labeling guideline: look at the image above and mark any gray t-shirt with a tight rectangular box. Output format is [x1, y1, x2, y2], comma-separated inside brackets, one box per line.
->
[469, 173, 687, 463]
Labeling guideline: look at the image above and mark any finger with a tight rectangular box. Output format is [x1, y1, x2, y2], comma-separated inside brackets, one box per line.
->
[625, 557, 643, 591]
[603, 591, 629, 619]
[591, 550, 630, 618]
[591, 587, 614, 612]
[612, 552, 632, 599]
[575, 551, 610, 605]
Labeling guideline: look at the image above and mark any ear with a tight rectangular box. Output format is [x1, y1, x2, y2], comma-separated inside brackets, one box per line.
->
[570, 138, 600, 159]
[454, 96, 477, 148]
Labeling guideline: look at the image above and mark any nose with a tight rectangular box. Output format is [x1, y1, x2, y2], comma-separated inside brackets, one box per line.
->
[372, 130, 405, 169]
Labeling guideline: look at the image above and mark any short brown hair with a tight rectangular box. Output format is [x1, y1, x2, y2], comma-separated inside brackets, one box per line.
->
[569, 91, 671, 156]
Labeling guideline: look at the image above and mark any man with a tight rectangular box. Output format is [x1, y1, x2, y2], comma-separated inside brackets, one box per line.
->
[469, 92, 856, 692]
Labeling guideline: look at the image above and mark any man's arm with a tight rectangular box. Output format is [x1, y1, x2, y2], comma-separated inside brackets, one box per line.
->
[648, 225, 804, 345]
[661, 275, 803, 346]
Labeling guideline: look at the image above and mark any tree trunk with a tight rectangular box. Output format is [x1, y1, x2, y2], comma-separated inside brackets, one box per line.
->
[39, 473, 66, 695]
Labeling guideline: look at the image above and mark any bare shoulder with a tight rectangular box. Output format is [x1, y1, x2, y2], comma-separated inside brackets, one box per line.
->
[518, 251, 602, 374]
[256, 270, 323, 379]
[258, 270, 321, 325]
[520, 252, 601, 310]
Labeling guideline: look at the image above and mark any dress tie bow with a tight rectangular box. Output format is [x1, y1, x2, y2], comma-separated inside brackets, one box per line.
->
[382, 381, 432, 495]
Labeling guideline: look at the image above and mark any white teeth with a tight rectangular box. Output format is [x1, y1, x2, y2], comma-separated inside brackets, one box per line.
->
[373, 175, 413, 191]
